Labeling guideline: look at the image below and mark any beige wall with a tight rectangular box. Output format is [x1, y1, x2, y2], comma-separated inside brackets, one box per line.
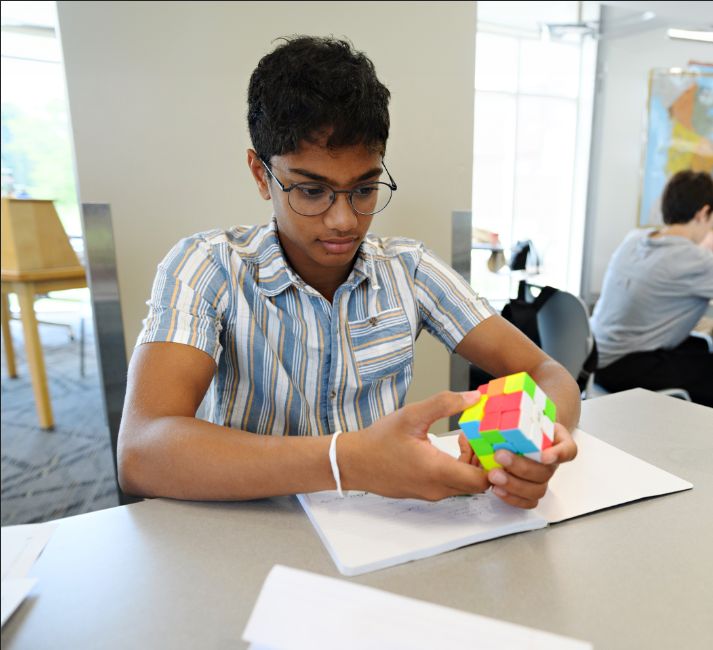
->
[57, 1, 478, 432]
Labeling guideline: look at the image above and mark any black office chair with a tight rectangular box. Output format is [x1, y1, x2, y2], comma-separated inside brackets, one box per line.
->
[517, 283, 692, 401]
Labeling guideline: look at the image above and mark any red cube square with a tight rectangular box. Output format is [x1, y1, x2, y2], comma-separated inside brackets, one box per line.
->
[499, 409, 521, 430]
[484, 394, 505, 413]
[502, 391, 523, 411]
[480, 411, 501, 432]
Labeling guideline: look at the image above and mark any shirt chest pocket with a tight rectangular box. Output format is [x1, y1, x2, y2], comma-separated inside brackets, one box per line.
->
[348, 307, 414, 382]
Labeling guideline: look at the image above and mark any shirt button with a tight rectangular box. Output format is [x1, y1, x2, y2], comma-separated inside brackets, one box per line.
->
[369, 317, 378, 327]
[330, 391, 336, 400]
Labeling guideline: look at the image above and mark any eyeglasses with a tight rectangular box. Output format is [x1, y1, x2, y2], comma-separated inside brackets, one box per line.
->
[260, 158, 397, 217]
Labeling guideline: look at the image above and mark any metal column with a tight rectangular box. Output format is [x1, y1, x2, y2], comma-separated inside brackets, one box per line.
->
[81, 203, 142, 505]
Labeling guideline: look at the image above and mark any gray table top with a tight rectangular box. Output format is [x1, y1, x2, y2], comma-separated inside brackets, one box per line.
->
[2, 389, 712, 650]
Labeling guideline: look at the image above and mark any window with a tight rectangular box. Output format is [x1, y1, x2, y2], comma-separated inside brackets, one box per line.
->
[472, 1, 592, 300]
[1, 0, 80, 236]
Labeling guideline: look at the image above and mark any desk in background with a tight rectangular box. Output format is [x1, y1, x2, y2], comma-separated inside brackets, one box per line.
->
[2, 389, 711, 649]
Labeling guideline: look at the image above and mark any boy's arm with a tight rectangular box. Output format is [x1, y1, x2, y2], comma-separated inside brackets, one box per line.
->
[454, 314, 581, 509]
[118, 342, 491, 501]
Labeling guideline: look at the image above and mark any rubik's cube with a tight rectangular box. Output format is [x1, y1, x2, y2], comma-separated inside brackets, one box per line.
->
[458, 372, 556, 471]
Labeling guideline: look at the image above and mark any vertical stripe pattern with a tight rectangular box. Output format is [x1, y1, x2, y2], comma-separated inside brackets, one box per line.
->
[137, 218, 494, 435]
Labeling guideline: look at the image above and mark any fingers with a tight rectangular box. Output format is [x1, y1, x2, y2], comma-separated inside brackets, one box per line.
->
[458, 432, 474, 462]
[493, 450, 556, 484]
[488, 465, 548, 504]
[407, 390, 481, 430]
[542, 423, 577, 465]
[491, 486, 541, 509]
[458, 432, 484, 468]
[487, 425, 579, 509]
[435, 454, 490, 496]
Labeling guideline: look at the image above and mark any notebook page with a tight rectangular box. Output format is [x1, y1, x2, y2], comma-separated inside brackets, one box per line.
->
[298, 490, 546, 576]
[436, 430, 693, 524]
[536, 428, 693, 523]
[243, 565, 592, 650]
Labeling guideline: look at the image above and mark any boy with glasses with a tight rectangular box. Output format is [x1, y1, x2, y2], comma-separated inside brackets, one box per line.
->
[118, 37, 580, 507]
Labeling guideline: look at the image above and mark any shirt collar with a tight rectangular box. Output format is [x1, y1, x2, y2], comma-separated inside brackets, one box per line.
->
[252, 217, 378, 297]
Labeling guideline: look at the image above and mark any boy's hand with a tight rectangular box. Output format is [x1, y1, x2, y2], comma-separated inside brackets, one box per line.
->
[338, 391, 491, 501]
[458, 423, 577, 509]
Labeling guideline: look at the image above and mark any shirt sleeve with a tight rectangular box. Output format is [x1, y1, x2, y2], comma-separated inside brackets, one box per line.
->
[687, 250, 713, 300]
[415, 249, 496, 353]
[136, 233, 229, 361]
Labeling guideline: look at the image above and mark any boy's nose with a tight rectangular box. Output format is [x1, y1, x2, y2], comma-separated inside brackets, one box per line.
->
[323, 193, 358, 232]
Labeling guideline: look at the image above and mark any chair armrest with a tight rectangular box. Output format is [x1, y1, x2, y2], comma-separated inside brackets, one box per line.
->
[689, 330, 713, 353]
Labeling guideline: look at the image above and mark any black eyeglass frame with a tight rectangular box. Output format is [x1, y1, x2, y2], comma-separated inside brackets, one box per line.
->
[259, 158, 398, 217]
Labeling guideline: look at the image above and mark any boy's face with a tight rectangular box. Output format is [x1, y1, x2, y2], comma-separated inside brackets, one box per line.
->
[247, 141, 383, 275]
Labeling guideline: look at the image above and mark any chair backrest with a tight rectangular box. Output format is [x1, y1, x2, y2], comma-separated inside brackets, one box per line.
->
[534, 288, 594, 382]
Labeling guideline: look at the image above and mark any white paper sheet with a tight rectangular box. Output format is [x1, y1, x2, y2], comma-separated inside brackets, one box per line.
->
[437, 429, 693, 524]
[298, 490, 546, 576]
[537, 429, 693, 522]
[0, 524, 57, 581]
[1, 578, 38, 627]
[243, 565, 592, 650]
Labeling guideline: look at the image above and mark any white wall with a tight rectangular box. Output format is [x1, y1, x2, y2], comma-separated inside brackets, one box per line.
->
[56, 1, 478, 432]
[584, 4, 713, 302]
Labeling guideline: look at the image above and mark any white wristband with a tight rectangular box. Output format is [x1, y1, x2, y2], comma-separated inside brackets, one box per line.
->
[329, 430, 348, 498]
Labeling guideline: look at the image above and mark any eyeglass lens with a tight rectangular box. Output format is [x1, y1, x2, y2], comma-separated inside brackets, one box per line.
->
[288, 182, 392, 216]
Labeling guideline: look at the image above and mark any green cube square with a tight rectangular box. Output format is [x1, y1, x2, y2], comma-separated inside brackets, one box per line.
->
[469, 438, 493, 457]
[523, 374, 537, 399]
[481, 430, 506, 444]
[544, 397, 556, 423]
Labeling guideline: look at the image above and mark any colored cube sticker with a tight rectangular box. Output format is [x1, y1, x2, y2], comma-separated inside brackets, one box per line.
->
[459, 372, 556, 468]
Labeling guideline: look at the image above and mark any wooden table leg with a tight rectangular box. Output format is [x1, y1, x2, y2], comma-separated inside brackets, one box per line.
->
[1, 292, 17, 377]
[16, 282, 54, 429]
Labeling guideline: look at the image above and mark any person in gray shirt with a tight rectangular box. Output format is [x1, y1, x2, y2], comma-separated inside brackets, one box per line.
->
[591, 170, 713, 407]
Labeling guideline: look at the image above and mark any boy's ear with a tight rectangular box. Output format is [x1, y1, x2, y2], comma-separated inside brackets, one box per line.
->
[247, 149, 272, 201]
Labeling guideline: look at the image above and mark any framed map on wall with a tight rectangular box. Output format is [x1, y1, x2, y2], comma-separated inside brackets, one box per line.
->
[638, 67, 713, 227]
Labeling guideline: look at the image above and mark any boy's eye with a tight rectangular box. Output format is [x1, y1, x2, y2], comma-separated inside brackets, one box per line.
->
[296, 184, 328, 198]
[354, 183, 379, 196]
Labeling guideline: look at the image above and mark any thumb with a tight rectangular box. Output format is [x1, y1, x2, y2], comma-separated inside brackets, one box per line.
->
[407, 390, 481, 430]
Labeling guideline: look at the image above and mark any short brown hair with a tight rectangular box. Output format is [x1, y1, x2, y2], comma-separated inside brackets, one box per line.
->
[661, 170, 713, 225]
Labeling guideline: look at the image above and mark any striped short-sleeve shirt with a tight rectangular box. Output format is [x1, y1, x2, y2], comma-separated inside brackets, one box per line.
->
[137, 218, 495, 435]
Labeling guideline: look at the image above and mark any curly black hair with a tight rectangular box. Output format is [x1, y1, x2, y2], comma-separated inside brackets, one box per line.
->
[662, 170, 713, 225]
[247, 36, 391, 164]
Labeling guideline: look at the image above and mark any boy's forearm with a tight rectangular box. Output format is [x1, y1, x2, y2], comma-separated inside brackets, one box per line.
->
[118, 416, 336, 500]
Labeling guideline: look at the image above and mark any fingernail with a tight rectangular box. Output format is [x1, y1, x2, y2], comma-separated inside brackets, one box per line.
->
[492, 486, 507, 497]
[458, 390, 481, 398]
[490, 469, 507, 485]
[494, 451, 512, 466]
[543, 453, 558, 465]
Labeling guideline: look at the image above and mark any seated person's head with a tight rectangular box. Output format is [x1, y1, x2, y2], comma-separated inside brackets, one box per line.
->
[246, 36, 392, 270]
[662, 170, 713, 243]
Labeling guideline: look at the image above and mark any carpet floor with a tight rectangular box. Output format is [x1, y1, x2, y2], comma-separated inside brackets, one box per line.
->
[1, 310, 119, 525]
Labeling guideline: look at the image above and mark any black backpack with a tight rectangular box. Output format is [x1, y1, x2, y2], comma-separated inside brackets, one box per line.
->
[502, 281, 598, 392]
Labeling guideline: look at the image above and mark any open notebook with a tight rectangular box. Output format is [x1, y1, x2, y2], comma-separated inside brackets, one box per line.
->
[298, 429, 692, 576]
